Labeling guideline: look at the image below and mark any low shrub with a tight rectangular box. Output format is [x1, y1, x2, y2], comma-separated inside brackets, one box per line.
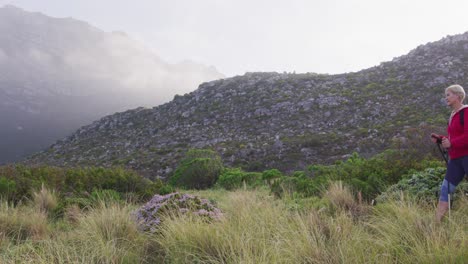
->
[169, 149, 224, 189]
[305, 151, 442, 199]
[216, 168, 262, 190]
[243, 172, 263, 187]
[377, 167, 468, 203]
[262, 169, 283, 182]
[270, 171, 329, 198]
[0, 177, 16, 201]
[217, 168, 245, 190]
[157, 184, 175, 195]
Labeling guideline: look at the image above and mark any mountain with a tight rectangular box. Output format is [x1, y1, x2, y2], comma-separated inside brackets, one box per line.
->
[0, 5, 224, 163]
[25, 32, 468, 179]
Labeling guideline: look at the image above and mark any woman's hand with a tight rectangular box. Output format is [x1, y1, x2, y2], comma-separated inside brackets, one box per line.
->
[441, 138, 451, 149]
[430, 133, 440, 143]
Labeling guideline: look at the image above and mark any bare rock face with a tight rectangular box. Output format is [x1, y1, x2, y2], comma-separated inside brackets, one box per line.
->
[26, 31, 468, 179]
[0, 5, 223, 163]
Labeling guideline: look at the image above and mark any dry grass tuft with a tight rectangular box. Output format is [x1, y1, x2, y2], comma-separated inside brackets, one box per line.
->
[64, 204, 82, 225]
[32, 184, 57, 214]
[0, 201, 49, 242]
[324, 181, 369, 219]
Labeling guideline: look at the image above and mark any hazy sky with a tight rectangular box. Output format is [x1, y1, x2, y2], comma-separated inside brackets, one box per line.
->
[2, 0, 468, 77]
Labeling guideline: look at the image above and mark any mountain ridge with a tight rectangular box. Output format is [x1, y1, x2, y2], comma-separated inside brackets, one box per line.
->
[25, 31, 468, 179]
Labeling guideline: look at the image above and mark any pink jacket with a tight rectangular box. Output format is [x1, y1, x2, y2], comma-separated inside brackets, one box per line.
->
[446, 106, 468, 159]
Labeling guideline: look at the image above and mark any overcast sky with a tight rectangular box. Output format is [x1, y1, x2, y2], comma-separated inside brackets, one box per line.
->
[2, 0, 468, 77]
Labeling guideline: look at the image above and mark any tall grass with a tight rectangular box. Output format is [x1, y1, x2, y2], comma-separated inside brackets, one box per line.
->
[1, 184, 467, 263]
[157, 188, 362, 263]
[156, 185, 467, 263]
[363, 194, 468, 263]
[0, 201, 49, 243]
[0, 201, 160, 263]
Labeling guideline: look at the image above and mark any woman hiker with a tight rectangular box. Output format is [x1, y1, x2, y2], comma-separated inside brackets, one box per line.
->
[431, 84, 468, 222]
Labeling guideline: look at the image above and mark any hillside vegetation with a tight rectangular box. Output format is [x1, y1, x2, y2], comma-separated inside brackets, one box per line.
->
[26, 32, 468, 179]
[2, 148, 468, 262]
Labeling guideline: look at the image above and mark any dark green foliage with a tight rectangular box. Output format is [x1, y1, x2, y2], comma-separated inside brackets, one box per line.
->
[157, 184, 175, 195]
[329, 152, 387, 198]
[0, 177, 16, 201]
[169, 149, 224, 189]
[0, 165, 169, 204]
[51, 189, 125, 219]
[376, 167, 445, 202]
[377, 167, 468, 202]
[243, 172, 263, 187]
[270, 171, 329, 198]
[262, 169, 282, 181]
[137, 179, 167, 200]
[216, 168, 244, 190]
[305, 151, 442, 199]
[216, 168, 262, 190]
[267, 150, 442, 200]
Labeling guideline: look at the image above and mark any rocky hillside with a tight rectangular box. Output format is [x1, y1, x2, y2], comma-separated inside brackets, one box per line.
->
[0, 5, 223, 163]
[26, 32, 468, 179]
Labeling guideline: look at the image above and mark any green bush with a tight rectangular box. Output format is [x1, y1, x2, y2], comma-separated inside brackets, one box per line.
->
[376, 167, 467, 203]
[217, 168, 245, 190]
[0, 177, 16, 201]
[50, 189, 124, 218]
[243, 172, 263, 187]
[158, 184, 175, 195]
[216, 168, 263, 190]
[305, 151, 442, 199]
[169, 149, 224, 189]
[262, 169, 283, 182]
[137, 179, 169, 200]
[261, 150, 442, 200]
[270, 172, 329, 198]
[0, 165, 162, 204]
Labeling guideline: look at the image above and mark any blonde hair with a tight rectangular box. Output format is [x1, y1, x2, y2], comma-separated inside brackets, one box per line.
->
[446, 84, 465, 102]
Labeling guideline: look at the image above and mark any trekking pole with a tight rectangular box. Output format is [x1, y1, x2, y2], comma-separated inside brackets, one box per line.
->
[437, 142, 451, 219]
[434, 139, 448, 165]
[432, 135, 451, 219]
